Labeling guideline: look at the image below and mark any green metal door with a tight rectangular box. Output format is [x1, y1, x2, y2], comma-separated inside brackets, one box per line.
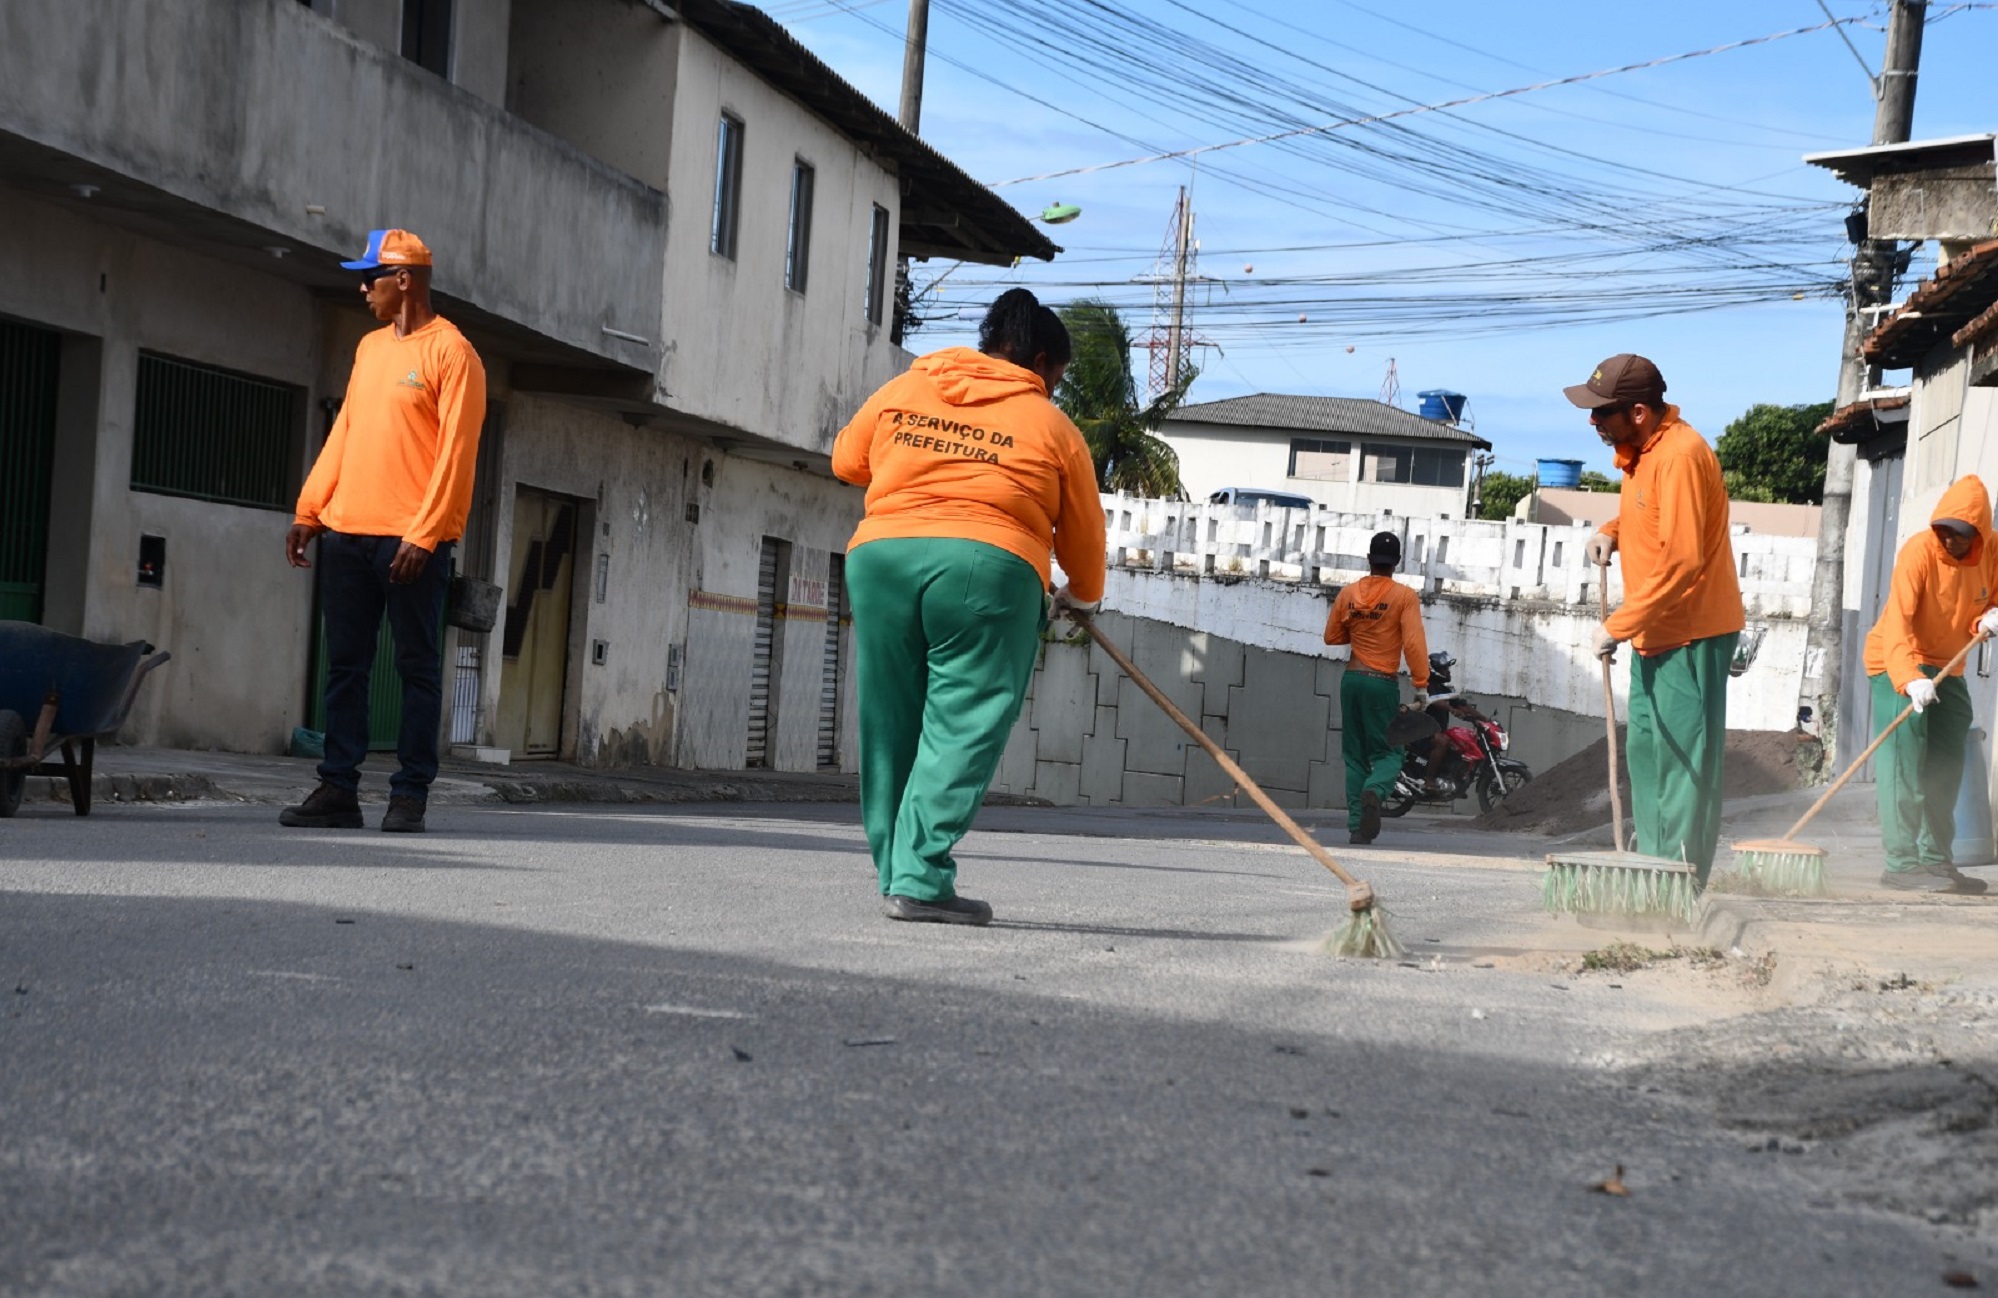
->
[0, 320, 60, 624]
[308, 612, 405, 750]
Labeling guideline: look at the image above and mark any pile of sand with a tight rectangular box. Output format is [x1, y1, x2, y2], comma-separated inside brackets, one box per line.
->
[1476, 728, 1824, 837]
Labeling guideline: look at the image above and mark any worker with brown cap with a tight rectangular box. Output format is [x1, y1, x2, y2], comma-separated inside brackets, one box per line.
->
[1564, 354, 1743, 883]
[1324, 530, 1430, 845]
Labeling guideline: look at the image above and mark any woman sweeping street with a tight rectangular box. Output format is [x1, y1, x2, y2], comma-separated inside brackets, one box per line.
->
[832, 289, 1106, 925]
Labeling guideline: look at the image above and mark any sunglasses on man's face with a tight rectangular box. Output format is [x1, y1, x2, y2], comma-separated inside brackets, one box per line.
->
[1588, 403, 1629, 425]
[360, 267, 406, 288]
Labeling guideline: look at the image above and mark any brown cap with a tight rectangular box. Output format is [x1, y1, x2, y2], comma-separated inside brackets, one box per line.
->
[1563, 354, 1666, 410]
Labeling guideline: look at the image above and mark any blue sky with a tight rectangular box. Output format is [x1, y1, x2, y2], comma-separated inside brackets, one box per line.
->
[775, 0, 1996, 479]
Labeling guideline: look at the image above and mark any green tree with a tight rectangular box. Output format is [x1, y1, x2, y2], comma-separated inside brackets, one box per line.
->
[1715, 401, 1835, 505]
[1578, 470, 1621, 493]
[1476, 471, 1533, 520]
[1054, 299, 1188, 497]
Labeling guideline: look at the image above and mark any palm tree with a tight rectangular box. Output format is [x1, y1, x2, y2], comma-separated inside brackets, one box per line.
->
[1054, 299, 1191, 498]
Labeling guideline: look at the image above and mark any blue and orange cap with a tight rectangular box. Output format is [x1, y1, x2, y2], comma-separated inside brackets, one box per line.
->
[341, 228, 433, 272]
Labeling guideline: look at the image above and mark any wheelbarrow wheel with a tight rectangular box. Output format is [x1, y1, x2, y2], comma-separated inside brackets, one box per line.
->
[0, 709, 26, 818]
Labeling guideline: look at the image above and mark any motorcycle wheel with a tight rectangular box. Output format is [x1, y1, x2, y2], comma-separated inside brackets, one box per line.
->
[1381, 787, 1416, 818]
[1477, 765, 1532, 814]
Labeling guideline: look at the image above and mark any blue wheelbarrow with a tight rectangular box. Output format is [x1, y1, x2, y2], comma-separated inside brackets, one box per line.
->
[0, 622, 171, 817]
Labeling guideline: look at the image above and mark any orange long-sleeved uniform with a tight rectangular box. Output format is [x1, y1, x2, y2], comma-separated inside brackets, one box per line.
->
[1324, 575, 1429, 688]
[294, 316, 486, 552]
[1864, 476, 1998, 691]
[1599, 406, 1744, 655]
[832, 347, 1106, 601]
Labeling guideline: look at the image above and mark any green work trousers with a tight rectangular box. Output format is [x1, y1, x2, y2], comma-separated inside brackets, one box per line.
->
[846, 537, 1046, 901]
[1625, 631, 1737, 883]
[1340, 672, 1402, 830]
[1870, 667, 1972, 875]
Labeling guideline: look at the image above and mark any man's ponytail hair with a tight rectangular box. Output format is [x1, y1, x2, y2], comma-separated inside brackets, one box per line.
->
[978, 288, 1071, 369]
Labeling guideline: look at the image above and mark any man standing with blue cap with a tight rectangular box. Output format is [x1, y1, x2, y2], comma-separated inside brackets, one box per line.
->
[280, 229, 486, 833]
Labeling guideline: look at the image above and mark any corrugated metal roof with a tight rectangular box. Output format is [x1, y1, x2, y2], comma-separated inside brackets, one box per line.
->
[1162, 393, 1491, 448]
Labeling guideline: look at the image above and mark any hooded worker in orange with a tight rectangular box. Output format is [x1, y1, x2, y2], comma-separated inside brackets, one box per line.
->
[833, 289, 1106, 925]
[1863, 475, 1998, 894]
[1566, 353, 1743, 883]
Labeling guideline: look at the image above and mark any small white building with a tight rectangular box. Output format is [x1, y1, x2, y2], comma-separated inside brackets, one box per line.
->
[1159, 393, 1492, 517]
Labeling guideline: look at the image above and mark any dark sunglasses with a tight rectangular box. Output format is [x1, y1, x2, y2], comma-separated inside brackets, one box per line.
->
[1588, 403, 1629, 424]
[360, 266, 407, 287]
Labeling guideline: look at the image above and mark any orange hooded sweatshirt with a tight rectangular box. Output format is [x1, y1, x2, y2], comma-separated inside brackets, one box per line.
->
[1863, 475, 1998, 691]
[833, 347, 1107, 601]
[1599, 405, 1745, 655]
[1324, 575, 1430, 688]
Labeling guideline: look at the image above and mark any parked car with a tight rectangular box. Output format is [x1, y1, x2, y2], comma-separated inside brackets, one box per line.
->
[1207, 487, 1316, 509]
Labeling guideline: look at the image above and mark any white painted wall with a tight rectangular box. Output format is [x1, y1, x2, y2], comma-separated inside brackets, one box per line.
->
[0, 189, 322, 752]
[660, 26, 905, 453]
[1161, 420, 1474, 516]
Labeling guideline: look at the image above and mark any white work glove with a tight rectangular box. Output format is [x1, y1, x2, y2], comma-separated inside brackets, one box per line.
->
[1905, 678, 1939, 713]
[1978, 608, 1998, 639]
[1050, 584, 1100, 621]
[1585, 532, 1617, 567]
[1593, 622, 1620, 662]
[1412, 691, 1429, 708]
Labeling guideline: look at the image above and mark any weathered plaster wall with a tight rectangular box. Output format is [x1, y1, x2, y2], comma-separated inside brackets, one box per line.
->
[0, 188, 321, 752]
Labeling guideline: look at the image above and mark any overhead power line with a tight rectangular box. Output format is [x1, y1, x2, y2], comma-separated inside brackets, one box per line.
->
[989, 16, 1871, 188]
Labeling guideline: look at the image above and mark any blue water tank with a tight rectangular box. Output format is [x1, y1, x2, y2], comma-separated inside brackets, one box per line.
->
[1417, 389, 1467, 424]
[1536, 458, 1584, 488]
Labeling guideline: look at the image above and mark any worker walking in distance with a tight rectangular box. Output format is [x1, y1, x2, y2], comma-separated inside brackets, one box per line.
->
[833, 288, 1105, 925]
[1325, 531, 1430, 845]
[1566, 353, 1742, 884]
[281, 229, 486, 834]
[1864, 475, 1998, 894]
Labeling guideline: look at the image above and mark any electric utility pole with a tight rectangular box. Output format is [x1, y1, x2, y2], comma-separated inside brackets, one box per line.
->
[898, 0, 929, 133]
[1799, 0, 1924, 768]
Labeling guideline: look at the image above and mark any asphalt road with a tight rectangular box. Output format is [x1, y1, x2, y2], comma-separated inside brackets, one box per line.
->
[2, 798, 1987, 1295]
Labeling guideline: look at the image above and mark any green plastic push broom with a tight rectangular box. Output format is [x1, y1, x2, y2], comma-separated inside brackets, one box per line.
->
[1543, 562, 1701, 925]
[1727, 630, 1986, 895]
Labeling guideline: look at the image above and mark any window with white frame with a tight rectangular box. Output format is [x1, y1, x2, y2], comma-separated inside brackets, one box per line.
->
[1288, 437, 1351, 481]
[711, 113, 744, 260]
[785, 159, 815, 292]
[1363, 443, 1466, 487]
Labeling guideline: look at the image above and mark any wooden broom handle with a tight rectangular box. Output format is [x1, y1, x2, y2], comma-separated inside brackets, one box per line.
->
[1777, 630, 1988, 841]
[1074, 613, 1373, 907]
[1598, 562, 1626, 853]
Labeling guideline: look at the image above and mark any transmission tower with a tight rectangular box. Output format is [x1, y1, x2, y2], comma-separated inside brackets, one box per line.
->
[1379, 357, 1401, 408]
[1136, 187, 1212, 400]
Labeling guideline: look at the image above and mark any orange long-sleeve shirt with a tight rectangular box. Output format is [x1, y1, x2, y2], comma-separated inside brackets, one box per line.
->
[832, 347, 1107, 601]
[1324, 575, 1429, 688]
[1599, 406, 1744, 655]
[1864, 475, 1998, 691]
[294, 316, 486, 552]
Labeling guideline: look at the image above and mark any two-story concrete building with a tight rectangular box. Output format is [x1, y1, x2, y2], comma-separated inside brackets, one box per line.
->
[0, 0, 1053, 772]
[1159, 392, 1493, 517]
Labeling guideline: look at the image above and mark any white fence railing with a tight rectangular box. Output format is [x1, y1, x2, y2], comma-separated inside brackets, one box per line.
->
[1098, 492, 1816, 618]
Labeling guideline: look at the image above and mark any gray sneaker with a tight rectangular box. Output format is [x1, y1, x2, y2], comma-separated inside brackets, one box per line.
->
[1921, 864, 1988, 895]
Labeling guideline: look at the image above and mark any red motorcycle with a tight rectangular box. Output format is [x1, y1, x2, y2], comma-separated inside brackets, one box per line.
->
[1381, 653, 1533, 816]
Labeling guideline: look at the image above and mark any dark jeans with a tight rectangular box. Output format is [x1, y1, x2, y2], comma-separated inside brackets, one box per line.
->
[316, 532, 453, 802]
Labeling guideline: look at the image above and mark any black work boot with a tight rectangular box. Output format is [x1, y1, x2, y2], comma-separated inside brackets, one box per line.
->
[883, 894, 993, 926]
[279, 782, 363, 829]
[1357, 789, 1383, 844]
[381, 795, 428, 834]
